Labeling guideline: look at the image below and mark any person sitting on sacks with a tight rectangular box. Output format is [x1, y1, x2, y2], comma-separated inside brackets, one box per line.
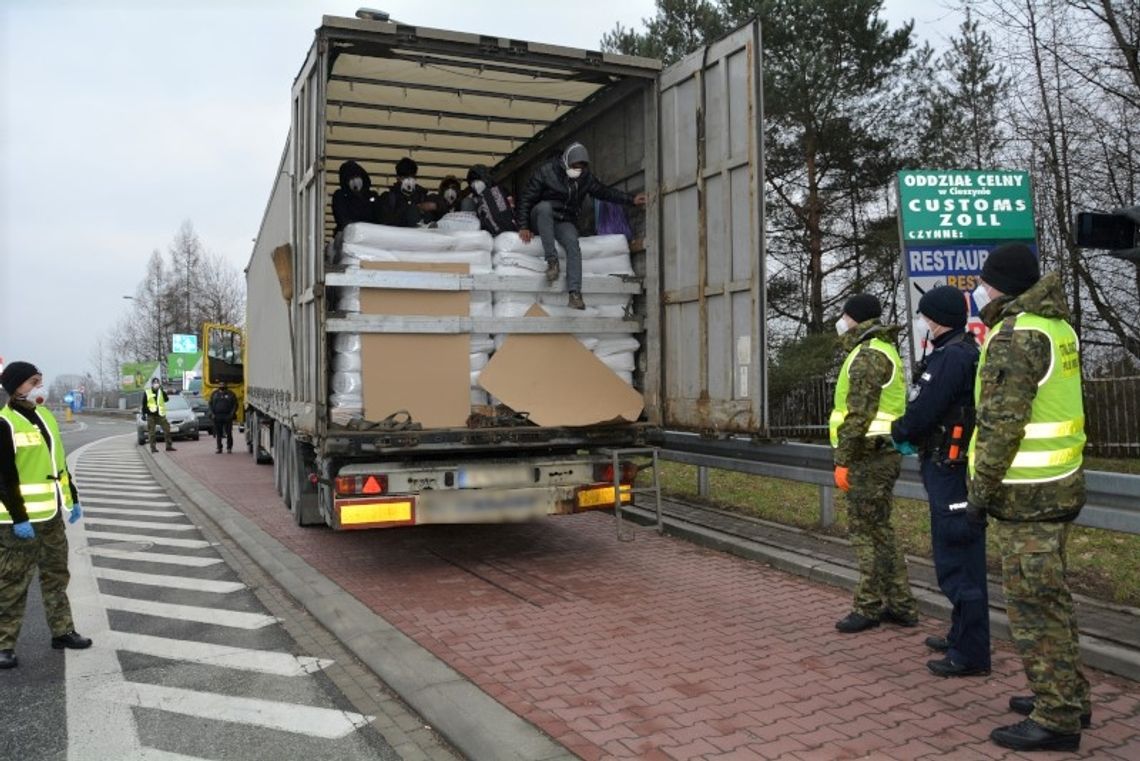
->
[331, 160, 381, 235]
[517, 142, 646, 309]
[433, 176, 463, 219]
[460, 165, 518, 236]
[378, 157, 438, 227]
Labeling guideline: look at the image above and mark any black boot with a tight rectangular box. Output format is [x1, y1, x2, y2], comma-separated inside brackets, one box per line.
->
[925, 635, 950, 652]
[0, 649, 16, 669]
[881, 609, 918, 627]
[51, 631, 93, 650]
[568, 291, 585, 310]
[835, 612, 879, 633]
[990, 718, 1079, 752]
[926, 656, 990, 678]
[1009, 695, 1091, 728]
[545, 258, 560, 283]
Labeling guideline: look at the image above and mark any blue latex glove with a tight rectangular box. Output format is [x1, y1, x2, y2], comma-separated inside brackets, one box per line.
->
[892, 439, 919, 456]
[13, 521, 36, 540]
[69, 504, 83, 524]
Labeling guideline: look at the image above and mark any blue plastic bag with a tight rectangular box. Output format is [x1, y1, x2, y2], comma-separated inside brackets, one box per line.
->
[594, 199, 634, 240]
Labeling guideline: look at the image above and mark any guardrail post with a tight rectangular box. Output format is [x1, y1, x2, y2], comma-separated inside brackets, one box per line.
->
[697, 466, 710, 498]
[819, 484, 836, 528]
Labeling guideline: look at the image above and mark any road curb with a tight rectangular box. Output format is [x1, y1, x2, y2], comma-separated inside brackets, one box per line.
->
[622, 505, 1140, 682]
[143, 450, 574, 761]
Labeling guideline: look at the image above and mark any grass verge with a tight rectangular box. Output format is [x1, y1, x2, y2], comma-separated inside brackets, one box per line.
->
[648, 461, 1140, 608]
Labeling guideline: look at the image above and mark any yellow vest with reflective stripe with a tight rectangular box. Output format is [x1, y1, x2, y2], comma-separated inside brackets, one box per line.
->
[829, 337, 906, 447]
[145, 388, 166, 415]
[0, 406, 70, 523]
[968, 313, 1085, 483]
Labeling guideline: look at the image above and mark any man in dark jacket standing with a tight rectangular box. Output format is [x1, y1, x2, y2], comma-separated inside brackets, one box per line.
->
[968, 244, 1090, 752]
[378, 158, 437, 227]
[208, 381, 238, 454]
[517, 143, 646, 309]
[891, 286, 990, 678]
[331, 160, 381, 234]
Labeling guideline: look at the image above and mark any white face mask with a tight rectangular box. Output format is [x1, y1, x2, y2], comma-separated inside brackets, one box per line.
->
[972, 284, 991, 312]
[443, 189, 457, 204]
[22, 386, 46, 403]
[470, 179, 486, 195]
[565, 167, 583, 180]
[348, 177, 364, 193]
[835, 316, 850, 335]
[400, 177, 416, 193]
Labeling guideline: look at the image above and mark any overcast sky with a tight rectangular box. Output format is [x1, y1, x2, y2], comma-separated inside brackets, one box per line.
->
[0, 0, 960, 388]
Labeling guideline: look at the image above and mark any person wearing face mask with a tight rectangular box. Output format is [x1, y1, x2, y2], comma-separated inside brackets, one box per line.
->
[141, 378, 176, 453]
[967, 243, 1090, 753]
[460, 165, 518, 235]
[433, 176, 462, 218]
[331, 160, 381, 235]
[889, 286, 990, 679]
[378, 157, 436, 227]
[828, 294, 918, 634]
[0, 361, 93, 670]
[516, 142, 647, 309]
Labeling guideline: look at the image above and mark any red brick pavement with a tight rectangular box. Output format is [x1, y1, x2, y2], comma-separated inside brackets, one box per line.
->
[163, 440, 1140, 760]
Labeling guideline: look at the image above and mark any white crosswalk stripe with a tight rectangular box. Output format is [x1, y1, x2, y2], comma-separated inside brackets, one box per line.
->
[107, 632, 333, 676]
[101, 595, 278, 629]
[84, 506, 185, 518]
[85, 530, 211, 548]
[82, 547, 223, 567]
[94, 567, 245, 593]
[74, 481, 165, 492]
[83, 497, 178, 507]
[83, 517, 198, 532]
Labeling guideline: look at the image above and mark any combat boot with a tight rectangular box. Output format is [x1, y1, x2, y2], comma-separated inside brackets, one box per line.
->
[990, 718, 1079, 752]
[925, 635, 950, 652]
[835, 612, 879, 633]
[927, 656, 990, 678]
[51, 631, 93, 650]
[568, 291, 585, 310]
[1009, 696, 1091, 728]
[0, 649, 16, 669]
[881, 609, 918, 627]
[545, 258, 560, 283]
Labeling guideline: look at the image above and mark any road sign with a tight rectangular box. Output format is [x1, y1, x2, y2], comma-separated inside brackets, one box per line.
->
[172, 333, 198, 354]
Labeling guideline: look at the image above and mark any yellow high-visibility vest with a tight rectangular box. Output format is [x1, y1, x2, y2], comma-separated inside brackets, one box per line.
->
[145, 388, 166, 416]
[829, 337, 906, 448]
[0, 406, 70, 523]
[969, 313, 1085, 483]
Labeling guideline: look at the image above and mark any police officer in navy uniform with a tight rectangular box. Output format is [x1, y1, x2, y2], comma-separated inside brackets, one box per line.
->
[891, 286, 991, 678]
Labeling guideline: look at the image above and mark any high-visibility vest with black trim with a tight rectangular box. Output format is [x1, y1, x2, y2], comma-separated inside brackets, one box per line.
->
[968, 313, 1085, 483]
[829, 337, 906, 448]
[0, 406, 71, 524]
[145, 388, 166, 416]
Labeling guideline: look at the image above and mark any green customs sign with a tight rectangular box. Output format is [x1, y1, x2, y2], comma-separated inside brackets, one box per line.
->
[897, 169, 1038, 367]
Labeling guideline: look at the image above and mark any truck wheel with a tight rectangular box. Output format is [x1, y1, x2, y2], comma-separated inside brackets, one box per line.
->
[288, 438, 323, 527]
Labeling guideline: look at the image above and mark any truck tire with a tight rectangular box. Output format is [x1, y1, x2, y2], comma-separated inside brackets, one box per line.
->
[288, 438, 323, 527]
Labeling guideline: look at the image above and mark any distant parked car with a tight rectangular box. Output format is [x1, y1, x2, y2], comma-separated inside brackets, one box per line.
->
[188, 396, 213, 434]
[136, 395, 199, 445]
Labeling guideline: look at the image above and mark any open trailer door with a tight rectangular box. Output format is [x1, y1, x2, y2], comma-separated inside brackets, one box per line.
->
[655, 20, 766, 435]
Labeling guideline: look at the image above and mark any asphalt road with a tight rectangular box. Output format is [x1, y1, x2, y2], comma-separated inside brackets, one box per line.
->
[1, 416, 450, 761]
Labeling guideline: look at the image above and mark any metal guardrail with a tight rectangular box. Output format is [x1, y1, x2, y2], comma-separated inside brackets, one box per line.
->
[654, 432, 1140, 535]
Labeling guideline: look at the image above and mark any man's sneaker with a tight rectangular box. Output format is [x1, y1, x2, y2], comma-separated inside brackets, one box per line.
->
[927, 656, 990, 678]
[545, 258, 560, 283]
[925, 635, 950, 652]
[568, 291, 585, 310]
[835, 612, 879, 633]
[0, 649, 16, 669]
[990, 718, 1079, 752]
[1009, 695, 1092, 728]
[51, 631, 93, 650]
[881, 609, 918, 627]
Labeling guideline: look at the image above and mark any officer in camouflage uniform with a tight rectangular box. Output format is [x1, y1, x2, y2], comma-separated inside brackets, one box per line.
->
[829, 294, 918, 633]
[967, 244, 1090, 752]
[0, 361, 93, 670]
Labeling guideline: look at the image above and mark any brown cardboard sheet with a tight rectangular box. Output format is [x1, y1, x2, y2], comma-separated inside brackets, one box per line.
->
[359, 262, 470, 428]
[478, 304, 644, 426]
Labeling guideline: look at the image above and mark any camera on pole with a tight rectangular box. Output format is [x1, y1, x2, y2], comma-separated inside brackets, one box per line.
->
[1076, 206, 1140, 263]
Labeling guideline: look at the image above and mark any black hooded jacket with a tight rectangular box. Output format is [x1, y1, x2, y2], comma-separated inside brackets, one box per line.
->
[464, 165, 518, 235]
[517, 158, 634, 230]
[332, 161, 381, 233]
[378, 179, 430, 227]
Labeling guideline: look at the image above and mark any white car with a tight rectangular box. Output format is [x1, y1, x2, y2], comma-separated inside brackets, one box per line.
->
[136, 395, 200, 445]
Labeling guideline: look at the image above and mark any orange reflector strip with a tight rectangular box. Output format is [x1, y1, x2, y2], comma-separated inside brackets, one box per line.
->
[340, 501, 413, 525]
[362, 476, 382, 494]
[577, 485, 632, 509]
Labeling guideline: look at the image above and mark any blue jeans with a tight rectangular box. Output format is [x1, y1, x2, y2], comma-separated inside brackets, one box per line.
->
[530, 201, 582, 293]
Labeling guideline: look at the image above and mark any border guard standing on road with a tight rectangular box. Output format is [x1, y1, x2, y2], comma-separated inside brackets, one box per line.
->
[890, 286, 990, 678]
[0, 361, 93, 669]
[829, 294, 919, 634]
[142, 378, 176, 453]
[968, 244, 1091, 752]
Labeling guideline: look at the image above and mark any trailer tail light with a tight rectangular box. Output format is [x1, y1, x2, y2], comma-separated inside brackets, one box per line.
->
[594, 461, 639, 484]
[576, 483, 632, 510]
[334, 474, 388, 495]
[336, 496, 415, 529]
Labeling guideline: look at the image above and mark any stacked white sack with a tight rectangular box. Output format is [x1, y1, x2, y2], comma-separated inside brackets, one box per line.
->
[489, 233, 639, 386]
[334, 223, 496, 416]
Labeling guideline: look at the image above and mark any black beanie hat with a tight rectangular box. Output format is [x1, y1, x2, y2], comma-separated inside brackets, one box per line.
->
[919, 286, 968, 329]
[395, 157, 418, 177]
[982, 243, 1039, 296]
[1, 361, 40, 395]
[842, 294, 882, 324]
